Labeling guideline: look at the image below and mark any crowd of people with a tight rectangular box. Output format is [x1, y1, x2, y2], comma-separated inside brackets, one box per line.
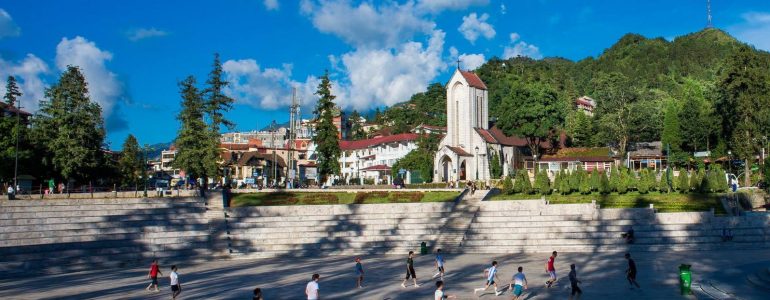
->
[142, 249, 643, 299]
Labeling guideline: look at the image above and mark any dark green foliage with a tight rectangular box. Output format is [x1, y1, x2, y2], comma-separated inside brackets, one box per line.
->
[312, 71, 342, 182]
[497, 82, 565, 161]
[590, 169, 600, 192]
[489, 149, 502, 179]
[637, 169, 651, 194]
[661, 99, 682, 154]
[763, 159, 770, 192]
[172, 76, 211, 180]
[502, 175, 514, 195]
[379, 83, 446, 133]
[33, 66, 107, 182]
[535, 169, 551, 195]
[118, 134, 141, 187]
[347, 110, 367, 140]
[690, 168, 702, 192]
[559, 171, 572, 195]
[553, 170, 563, 193]
[579, 169, 592, 194]
[513, 169, 532, 194]
[204, 53, 235, 133]
[609, 166, 620, 192]
[657, 171, 670, 193]
[616, 168, 629, 194]
[0, 75, 31, 183]
[678, 170, 690, 193]
[599, 170, 611, 194]
[678, 78, 720, 153]
[565, 110, 594, 147]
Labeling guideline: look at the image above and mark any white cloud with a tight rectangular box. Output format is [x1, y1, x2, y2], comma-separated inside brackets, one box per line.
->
[459, 53, 485, 70]
[0, 54, 50, 112]
[0, 8, 21, 39]
[127, 27, 168, 42]
[222, 59, 320, 110]
[55, 36, 127, 128]
[730, 12, 770, 51]
[458, 12, 495, 44]
[300, 0, 434, 49]
[264, 0, 279, 10]
[338, 30, 446, 110]
[502, 32, 542, 59]
[416, 0, 489, 13]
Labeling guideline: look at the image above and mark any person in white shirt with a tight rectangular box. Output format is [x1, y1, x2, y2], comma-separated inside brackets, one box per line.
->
[305, 273, 320, 300]
[6, 185, 14, 200]
[510, 266, 528, 300]
[169, 265, 181, 300]
[434, 280, 455, 300]
[474, 261, 502, 296]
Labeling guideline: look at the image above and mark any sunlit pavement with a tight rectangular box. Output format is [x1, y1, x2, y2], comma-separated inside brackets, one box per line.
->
[0, 250, 768, 299]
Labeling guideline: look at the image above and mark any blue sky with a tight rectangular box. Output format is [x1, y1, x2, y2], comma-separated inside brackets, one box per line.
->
[1, 0, 769, 149]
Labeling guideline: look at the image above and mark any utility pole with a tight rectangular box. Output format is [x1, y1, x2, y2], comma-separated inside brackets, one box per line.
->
[288, 87, 299, 188]
[271, 120, 277, 186]
[13, 99, 22, 191]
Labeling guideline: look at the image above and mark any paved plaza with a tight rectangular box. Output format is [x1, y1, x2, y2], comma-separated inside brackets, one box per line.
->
[0, 250, 768, 300]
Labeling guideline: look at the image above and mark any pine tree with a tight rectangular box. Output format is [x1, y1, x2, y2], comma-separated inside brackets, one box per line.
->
[579, 169, 592, 194]
[553, 170, 563, 193]
[559, 171, 572, 195]
[637, 169, 650, 194]
[312, 71, 341, 183]
[203, 53, 235, 184]
[118, 134, 142, 187]
[1, 76, 27, 182]
[569, 168, 582, 193]
[347, 110, 367, 140]
[599, 170, 611, 194]
[489, 150, 502, 179]
[590, 169, 600, 192]
[172, 76, 211, 183]
[657, 171, 669, 193]
[617, 168, 629, 194]
[503, 175, 514, 194]
[678, 170, 690, 193]
[696, 168, 707, 193]
[34, 66, 107, 183]
[661, 99, 683, 154]
[535, 169, 551, 195]
[690, 168, 701, 192]
[610, 166, 620, 192]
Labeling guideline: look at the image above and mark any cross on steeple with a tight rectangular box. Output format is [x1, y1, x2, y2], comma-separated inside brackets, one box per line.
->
[456, 58, 461, 70]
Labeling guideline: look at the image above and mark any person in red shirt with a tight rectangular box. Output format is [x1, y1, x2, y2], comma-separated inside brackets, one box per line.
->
[146, 259, 163, 292]
[545, 251, 558, 288]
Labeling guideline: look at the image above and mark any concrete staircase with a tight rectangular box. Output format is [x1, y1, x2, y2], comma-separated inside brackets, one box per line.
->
[433, 189, 487, 252]
[0, 197, 211, 275]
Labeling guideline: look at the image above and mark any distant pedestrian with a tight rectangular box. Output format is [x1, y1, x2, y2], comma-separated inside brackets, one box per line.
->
[432, 249, 446, 280]
[252, 287, 262, 300]
[6, 185, 14, 200]
[510, 266, 528, 300]
[306, 273, 320, 300]
[401, 251, 419, 287]
[568, 264, 582, 300]
[354, 257, 364, 288]
[625, 253, 641, 289]
[474, 260, 501, 296]
[169, 265, 181, 300]
[434, 280, 456, 300]
[145, 259, 163, 292]
[545, 251, 558, 288]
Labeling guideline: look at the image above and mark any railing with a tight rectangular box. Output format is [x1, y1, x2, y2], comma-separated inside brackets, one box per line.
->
[2, 185, 202, 200]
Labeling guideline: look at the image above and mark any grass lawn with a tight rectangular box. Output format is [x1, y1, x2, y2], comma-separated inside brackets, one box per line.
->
[490, 192, 727, 214]
[230, 191, 461, 207]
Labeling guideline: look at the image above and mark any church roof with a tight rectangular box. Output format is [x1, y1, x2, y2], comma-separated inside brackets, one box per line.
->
[460, 70, 487, 90]
[446, 146, 473, 157]
[476, 126, 552, 148]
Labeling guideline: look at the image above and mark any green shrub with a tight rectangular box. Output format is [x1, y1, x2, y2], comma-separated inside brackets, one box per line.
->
[678, 170, 690, 193]
[559, 170, 572, 195]
[513, 169, 532, 194]
[503, 175, 514, 194]
[690, 168, 701, 191]
[535, 169, 551, 195]
[610, 166, 620, 192]
[657, 171, 670, 193]
[553, 170, 563, 193]
[569, 167, 584, 193]
[590, 169, 600, 192]
[579, 170, 592, 194]
[637, 169, 650, 194]
[716, 166, 728, 192]
[617, 168, 629, 194]
[696, 168, 708, 193]
[599, 170, 611, 194]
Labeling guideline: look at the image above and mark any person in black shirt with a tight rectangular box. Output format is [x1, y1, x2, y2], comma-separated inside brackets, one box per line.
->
[625, 253, 641, 289]
[401, 251, 419, 287]
[568, 264, 582, 299]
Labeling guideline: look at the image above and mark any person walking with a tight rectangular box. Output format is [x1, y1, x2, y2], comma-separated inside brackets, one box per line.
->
[354, 257, 365, 288]
[625, 253, 641, 289]
[6, 185, 14, 200]
[545, 251, 558, 288]
[432, 249, 446, 280]
[434, 280, 456, 300]
[252, 287, 262, 300]
[568, 264, 582, 300]
[169, 265, 181, 300]
[306, 274, 320, 300]
[510, 266, 528, 300]
[474, 260, 502, 296]
[145, 259, 163, 292]
[401, 251, 419, 287]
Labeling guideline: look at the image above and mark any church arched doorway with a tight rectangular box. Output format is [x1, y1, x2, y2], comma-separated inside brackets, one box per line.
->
[459, 160, 467, 181]
[440, 155, 453, 182]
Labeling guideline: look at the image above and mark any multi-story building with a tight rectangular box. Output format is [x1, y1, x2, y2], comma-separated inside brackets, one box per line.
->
[339, 133, 420, 184]
[576, 96, 596, 116]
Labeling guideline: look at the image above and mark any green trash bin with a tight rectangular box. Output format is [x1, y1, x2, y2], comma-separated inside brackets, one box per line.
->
[420, 242, 428, 255]
[679, 264, 692, 295]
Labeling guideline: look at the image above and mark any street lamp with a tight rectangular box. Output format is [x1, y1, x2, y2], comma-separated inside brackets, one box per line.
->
[143, 144, 149, 198]
[271, 120, 278, 187]
[475, 146, 479, 180]
[728, 150, 732, 174]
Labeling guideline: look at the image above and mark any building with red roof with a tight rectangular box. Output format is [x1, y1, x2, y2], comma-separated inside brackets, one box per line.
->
[338, 133, 420, 184]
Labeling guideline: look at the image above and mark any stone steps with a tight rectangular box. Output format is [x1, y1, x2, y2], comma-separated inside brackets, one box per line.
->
[746, 267, 770, 291]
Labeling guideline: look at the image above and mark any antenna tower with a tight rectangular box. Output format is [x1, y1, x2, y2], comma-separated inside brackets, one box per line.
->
[288, 87, 300, 187]
[707, 0, 713, 28]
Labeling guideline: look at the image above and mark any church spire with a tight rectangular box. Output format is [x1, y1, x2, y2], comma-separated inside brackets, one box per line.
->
[456, 58, 461, 70]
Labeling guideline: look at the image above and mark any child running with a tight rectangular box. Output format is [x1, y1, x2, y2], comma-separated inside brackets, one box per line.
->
[355, 257, 365, 288]
[169, 265, 181, 300]
[306, 274, 320, 300]
[401, 251, 419, 287]
[474, 260, 502, 296]
[510, 266, 528, 300]
[568, 264, 582, 300]
[625, 253, 641, 289]
[435, 280, 456, 300]
[145, 259, 163, 292]
[432, 249, 446, 280]
[545, 251, 558, 288]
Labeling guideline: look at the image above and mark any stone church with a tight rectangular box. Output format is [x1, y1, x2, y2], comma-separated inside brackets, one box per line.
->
[433, 67, 537, 183]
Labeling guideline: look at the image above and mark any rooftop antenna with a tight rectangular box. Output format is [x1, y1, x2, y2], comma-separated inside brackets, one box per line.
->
[706, 0, 713, 28]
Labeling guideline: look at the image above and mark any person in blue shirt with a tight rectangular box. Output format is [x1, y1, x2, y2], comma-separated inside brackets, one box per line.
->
[474, 261, 502, 296]
[432, 249, 446, 280]
[354, 257, 364, 288]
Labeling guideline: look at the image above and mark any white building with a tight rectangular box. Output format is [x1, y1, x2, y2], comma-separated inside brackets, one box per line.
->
[339, 133, 420, 184]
